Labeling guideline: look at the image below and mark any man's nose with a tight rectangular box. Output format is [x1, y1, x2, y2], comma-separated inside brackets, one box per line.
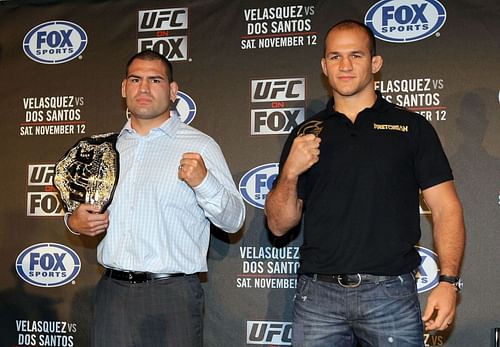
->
[339, 58, 353, 71]
[139, 80, 150, 93]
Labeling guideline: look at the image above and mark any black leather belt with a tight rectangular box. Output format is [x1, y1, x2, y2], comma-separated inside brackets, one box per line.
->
[310, 273, 396, 288]
[105, 269, 186, 284]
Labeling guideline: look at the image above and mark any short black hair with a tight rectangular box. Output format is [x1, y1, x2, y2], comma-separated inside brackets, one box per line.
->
[324, 19, 377, 57]
[125, 50, 174, 82]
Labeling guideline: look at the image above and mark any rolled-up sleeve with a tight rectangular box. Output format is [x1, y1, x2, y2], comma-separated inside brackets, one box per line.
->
[193, 140, 245, 233]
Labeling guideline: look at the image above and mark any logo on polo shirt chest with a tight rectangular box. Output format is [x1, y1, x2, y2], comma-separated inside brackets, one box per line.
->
[373, 123, 409, 132]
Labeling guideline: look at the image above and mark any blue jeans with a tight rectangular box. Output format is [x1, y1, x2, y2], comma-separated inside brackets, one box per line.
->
[292, 273, 424, 347]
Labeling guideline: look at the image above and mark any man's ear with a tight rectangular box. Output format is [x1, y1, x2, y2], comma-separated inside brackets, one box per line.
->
[121, 79, 127, 98]
[169, 81, 179, 102]
[320, 58, 328, 76]
[372, 55, 383, 74]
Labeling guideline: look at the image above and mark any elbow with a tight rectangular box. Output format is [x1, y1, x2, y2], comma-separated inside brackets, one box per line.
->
[265, 217, 291, 237]
[232, 210, 246, 233]
[264, 206, 291, 237]
[264, 203, 300, 237]
[223, 201, 246, 233]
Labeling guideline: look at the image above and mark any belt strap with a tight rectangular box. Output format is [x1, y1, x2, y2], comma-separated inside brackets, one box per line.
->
[311, 273, 397, 288]
[105, 269, 186, 283]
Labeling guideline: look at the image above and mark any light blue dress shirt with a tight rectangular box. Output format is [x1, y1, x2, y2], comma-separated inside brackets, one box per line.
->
[97, 115, 245, 274]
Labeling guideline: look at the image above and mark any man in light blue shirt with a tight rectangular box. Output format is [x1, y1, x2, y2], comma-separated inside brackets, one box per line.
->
[66, 50, 245, 347]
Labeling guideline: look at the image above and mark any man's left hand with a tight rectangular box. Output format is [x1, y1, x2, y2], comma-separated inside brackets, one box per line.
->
[178, 152, 207, 187]
[422, 282, 458, 331]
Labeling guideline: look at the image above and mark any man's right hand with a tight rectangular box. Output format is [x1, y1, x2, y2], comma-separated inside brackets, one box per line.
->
[281, 134, 321, 178]
[68, 204, 109, 237]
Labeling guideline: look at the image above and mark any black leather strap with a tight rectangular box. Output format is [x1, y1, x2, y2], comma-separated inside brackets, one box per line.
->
[439, 274, 458, 281]
[439, 274, 462, 291]
[311, 273, 397, 287]
[105, 269, 186, 283]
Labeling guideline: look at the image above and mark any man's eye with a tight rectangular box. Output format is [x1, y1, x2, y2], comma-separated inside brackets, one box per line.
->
[130, 78, 139, 83]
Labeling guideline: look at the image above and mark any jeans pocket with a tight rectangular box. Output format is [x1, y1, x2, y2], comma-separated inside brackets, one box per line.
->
[381, 274, 417, 299]
[293, 275, 310, 302]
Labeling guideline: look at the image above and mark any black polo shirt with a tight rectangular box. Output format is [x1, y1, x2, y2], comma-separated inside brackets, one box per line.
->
[277, 94, 453, 275]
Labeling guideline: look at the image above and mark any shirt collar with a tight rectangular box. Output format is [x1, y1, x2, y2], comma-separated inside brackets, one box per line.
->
[327, 91, 389, 117]
[118, 114, 180, 138]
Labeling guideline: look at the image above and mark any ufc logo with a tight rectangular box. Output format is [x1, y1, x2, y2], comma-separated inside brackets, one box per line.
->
[251, 78, 305, 102]
[28, 164, 55, 186]
[246, 321, 292, 345]
[138, 8, 188, 31]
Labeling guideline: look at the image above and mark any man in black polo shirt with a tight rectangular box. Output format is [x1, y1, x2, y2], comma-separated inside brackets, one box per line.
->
[265, 20, 465, 347]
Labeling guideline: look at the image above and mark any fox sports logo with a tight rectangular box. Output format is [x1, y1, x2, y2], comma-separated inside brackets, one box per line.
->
[415, 246, 439, 293]
[170, 91, 197, 124]
[365, 0, 446, 43]
[23, 20, 88, 64]
[16, 243, 81, 287]
[239, 163, 279, 209]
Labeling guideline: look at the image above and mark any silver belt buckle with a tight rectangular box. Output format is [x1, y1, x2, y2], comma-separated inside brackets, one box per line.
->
[337, 274, 362, 288]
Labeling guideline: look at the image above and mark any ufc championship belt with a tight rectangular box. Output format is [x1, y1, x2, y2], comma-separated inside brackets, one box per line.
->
[53, 133, 119, 213]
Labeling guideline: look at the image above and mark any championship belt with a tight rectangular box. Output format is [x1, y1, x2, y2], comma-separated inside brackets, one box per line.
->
[53, 133, 119, 213]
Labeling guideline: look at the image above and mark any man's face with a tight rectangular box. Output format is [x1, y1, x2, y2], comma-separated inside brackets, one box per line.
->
[121, 58, 177, 122]
[321, 27, 382, 99]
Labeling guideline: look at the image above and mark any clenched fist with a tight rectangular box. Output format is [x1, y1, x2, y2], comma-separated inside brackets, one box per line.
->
[282, 134, 321, 178]
[178, 152, 208, 187]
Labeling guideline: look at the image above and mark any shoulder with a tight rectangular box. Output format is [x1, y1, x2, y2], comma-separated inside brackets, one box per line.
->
[176, 121, 221, 149]
[379, 97, 435, 129]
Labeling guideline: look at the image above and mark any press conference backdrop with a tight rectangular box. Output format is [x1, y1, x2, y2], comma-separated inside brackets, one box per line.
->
[0, 0, 499, 346]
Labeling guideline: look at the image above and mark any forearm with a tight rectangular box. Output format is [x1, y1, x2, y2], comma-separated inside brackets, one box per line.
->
[423, 201, 463, 330]
[422, 181, 465, 275]
[193, 170, 245, 233]
[264, 133, 319, 236]
[420, 182, 464, 330]
[201, 190, 245, 233]
[264, 174, 303, 236]
[432, 199, 465, 276]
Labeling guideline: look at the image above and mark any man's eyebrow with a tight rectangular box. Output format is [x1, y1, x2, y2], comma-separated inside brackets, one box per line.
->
[126, 74, 166, 79]
[148, 75, 166, 80]
[327, 50, 366, 55]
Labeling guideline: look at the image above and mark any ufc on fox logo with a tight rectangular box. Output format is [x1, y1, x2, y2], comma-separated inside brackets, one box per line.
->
[250, 78, 305, 135]
[138, 8, 189, 61]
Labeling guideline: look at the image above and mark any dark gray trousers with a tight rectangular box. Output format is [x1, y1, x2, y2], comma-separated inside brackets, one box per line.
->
[93, 274, 204, 347]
